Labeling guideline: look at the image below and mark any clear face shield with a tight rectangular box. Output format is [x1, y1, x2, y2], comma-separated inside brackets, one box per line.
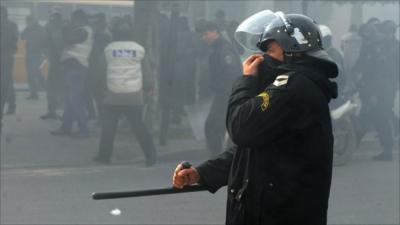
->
[234, 10, 287, 52]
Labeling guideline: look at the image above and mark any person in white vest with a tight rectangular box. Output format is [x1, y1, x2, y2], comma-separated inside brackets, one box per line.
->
[51, 10, 93, 138]
[93, 19, 157, 166]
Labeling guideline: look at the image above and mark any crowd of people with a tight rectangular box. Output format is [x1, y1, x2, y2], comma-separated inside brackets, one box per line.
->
[349, 18, 399, 161]
[0, 4, 399, 167]
[306, 19, 399, 162]
[0, 6, 245, 166]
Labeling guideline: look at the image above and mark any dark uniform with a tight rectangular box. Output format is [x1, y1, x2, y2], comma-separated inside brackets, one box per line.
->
[158, 12, 180, 145]
[197, 62, 337, 225]
[193, 11, 338, 225]
[353, 21, 398, 159]
[42, 12, 65, 119]
[205, 36, 241, 156]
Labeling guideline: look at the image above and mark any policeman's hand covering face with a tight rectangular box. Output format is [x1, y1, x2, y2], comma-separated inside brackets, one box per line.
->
[235, 10, 289, 88]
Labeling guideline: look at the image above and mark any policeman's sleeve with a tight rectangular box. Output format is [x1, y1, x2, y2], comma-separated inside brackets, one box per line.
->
[226, 76, 294, 148]
[195, 146, 236, 193]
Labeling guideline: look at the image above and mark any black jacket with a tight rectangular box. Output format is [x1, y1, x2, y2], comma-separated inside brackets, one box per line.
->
[21, 23, 46, 57]
[0, 19, 18, 61]
[196, 62, 337, 225]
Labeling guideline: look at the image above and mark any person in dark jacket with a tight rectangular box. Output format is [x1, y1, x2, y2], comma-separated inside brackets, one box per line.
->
[1, 6, 19, 132]
[87, 13, 111, 122]
[353, 20, 398, 161]
[40, 9, 65, 120]
[157, 6, 180, 146]
[195, 20, 241, 156]
[173, 10, 338, 225]
[21, 15, 46, 100]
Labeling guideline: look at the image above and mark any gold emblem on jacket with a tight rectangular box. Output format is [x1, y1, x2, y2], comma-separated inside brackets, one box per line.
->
[257, 92, 270, 111]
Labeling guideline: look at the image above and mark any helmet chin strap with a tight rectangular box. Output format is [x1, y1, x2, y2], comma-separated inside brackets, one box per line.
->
[283, 52, 294, 64]
[283, 52, 306, 64]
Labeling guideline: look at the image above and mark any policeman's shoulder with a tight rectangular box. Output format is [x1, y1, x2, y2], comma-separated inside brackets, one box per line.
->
[266, 72, 297, 90]
[267, 71, 315, 93]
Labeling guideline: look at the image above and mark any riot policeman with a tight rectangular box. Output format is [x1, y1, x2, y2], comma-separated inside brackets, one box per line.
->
[353, 20, 398, 161]
[195, 20, 242, 156]
[173, 10, 338, 225]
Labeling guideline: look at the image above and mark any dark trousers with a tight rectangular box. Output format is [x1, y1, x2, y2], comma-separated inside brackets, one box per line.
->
[59, 62, 88, 133]
[26, 54, 45, 97]
[205, 93, 229, 156]
[159, 100, 185, 145]
[97, 105, 156, 161]
[46, 59, 64, 114]
[5, 74, 16, 111]
[355, 100, 394, 155]
[86, 72, 104, 120]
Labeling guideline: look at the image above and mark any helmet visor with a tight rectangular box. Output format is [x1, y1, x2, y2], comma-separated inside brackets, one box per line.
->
[234, 10, 285, 51]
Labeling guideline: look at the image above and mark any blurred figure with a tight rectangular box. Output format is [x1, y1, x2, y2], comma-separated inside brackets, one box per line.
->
[214, 9, 233, 47]
[0, 6, 18, 131]
[87, 13, 111, 123]
[93, 21, 157, 166]
[353, 18, 396, 161]
[170, 17, 197, 124]
[319, 25, 345, 105]
[157, 4, 180, 146]
[0, 6, 18, 133]
[51, 10, 93, 138]
[379, 20, 399, 144]
[215, 9, 228, 32]
[227, 20, 245, 55]
[194, 19, 213, 101]
[340, 24, 362, 92]
[41, 8, 65, 120]
[21, 15, 46, 100]
[196, 20, 241, 156]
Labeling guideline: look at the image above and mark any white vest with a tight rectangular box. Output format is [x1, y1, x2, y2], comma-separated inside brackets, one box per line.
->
[104, 41, 145, 93]
[62, 26, 93, 67]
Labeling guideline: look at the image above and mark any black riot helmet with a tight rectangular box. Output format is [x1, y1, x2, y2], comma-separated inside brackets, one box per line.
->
[235, 10, 337, 75]
[235, 10, 323, 52]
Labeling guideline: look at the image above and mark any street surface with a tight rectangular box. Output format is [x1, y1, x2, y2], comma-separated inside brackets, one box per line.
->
[1, 92, 399, 224]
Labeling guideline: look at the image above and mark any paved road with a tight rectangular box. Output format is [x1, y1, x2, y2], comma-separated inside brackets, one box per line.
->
[1, 93, 399, 224]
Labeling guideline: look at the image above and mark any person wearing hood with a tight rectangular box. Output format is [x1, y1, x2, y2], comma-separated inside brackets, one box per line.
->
[172, 10, 338, 225]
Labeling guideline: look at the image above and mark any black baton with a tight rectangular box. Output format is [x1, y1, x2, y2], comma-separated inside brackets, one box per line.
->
[92, 162, 207, 200]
